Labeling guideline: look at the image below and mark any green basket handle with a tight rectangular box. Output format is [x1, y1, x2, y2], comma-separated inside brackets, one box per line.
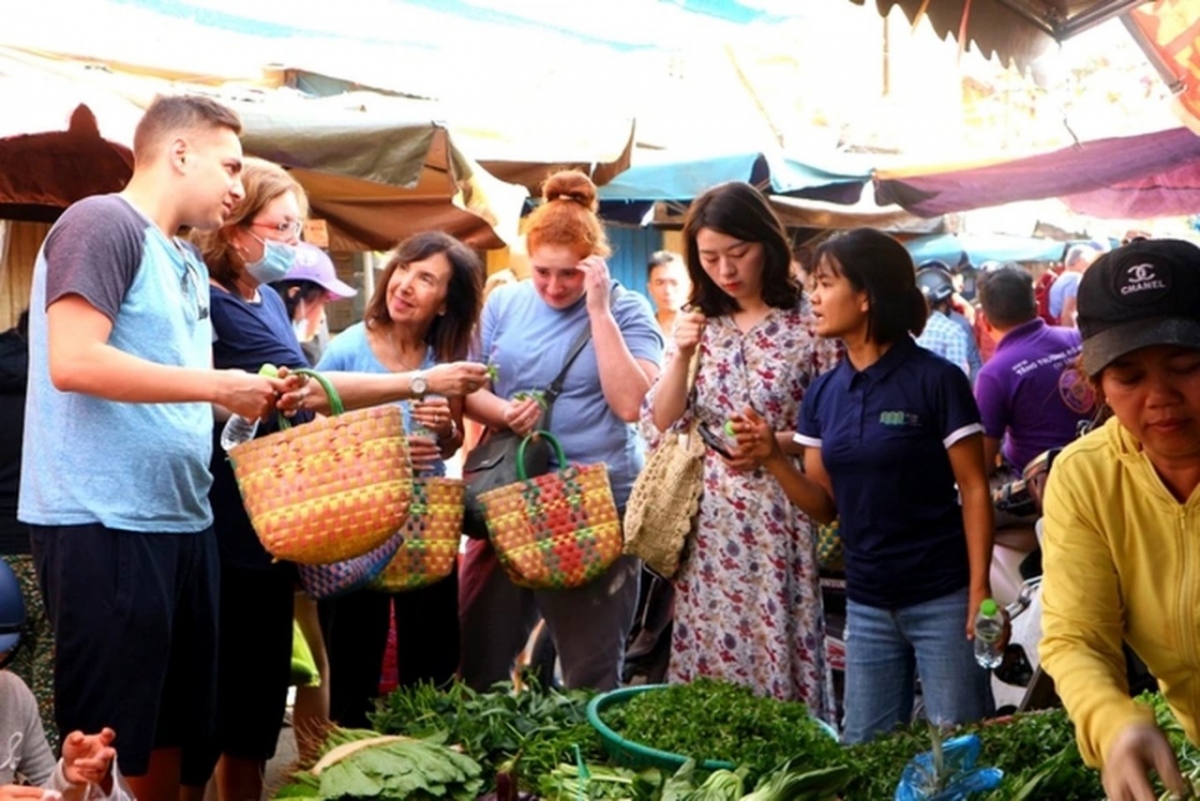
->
[277, 367, 344, 430]
[516, 429, 566, 481]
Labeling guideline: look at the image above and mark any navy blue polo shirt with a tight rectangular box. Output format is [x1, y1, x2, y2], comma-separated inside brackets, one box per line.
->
[796, 337, 983, 609]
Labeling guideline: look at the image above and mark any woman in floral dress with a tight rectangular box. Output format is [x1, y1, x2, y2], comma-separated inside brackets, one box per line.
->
[644, 182, 840, 719]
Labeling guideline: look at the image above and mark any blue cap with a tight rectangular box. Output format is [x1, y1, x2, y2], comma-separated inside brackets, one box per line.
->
[0, 559, 24, 655]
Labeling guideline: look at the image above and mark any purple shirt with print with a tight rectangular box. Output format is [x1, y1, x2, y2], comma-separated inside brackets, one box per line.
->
[973, 319, 1095, 470]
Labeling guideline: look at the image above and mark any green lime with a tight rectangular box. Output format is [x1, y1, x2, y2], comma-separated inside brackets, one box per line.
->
[259, 364, 279, 378]
[724, 420, 736, 437]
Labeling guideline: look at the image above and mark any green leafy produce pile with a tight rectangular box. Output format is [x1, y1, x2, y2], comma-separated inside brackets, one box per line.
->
[274, 727, 483, 800]
[536, 759, 851, 801]
[366, 680, 605, 790]
[600, 679, 844, 774]
[841, 707, 1102, 800]
[292, 680, 1200, 800]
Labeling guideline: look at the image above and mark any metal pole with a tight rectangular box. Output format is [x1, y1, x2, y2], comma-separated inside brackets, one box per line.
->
[1120, 12, 1187, 95]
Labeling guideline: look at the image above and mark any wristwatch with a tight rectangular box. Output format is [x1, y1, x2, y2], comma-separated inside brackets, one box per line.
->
[411, 371, 428, 399]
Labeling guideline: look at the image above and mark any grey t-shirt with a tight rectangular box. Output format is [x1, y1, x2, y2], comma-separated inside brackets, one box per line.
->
[19, 194, 215, 532]
[0, 671, 55, 786]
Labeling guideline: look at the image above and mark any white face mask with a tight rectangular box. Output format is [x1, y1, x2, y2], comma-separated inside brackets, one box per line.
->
[244, 234, 298, 285]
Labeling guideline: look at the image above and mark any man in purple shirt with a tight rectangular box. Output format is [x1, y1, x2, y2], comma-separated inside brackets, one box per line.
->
[975, 266, 1096, 475]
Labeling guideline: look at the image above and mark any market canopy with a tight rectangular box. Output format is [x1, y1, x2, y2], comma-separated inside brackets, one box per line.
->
[598, 149, 873, 205]
[848, 0, 1144, 67]
[232, 92, 528, 251]
[0, 65, 142, 221]
[276, 66, 638, 196]
[874, 126, 1200, 219]
[904, 233, 1067, 267]
[0, 47, 527, 250]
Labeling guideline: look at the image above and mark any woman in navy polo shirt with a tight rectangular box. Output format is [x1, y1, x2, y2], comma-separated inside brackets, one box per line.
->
[736, 227, 995, 743]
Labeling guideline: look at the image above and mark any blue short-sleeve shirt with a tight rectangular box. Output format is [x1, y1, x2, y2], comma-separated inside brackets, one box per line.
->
[20, 195, 215, 533]
[316, 322, 447, 478]
[478, 281, 663, 507]
[796, 337, 983, 609]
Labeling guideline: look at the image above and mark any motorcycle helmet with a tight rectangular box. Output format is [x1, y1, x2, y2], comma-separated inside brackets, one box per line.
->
[0, 558, 24, 665]
[916, 262, 956, 304]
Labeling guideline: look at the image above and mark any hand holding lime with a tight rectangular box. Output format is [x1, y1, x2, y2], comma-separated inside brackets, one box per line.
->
[259, 364, 280, 378]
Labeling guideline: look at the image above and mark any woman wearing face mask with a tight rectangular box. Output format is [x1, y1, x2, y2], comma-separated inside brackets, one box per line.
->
[186, 160, 488, 801]
[644, 182, 840, 712]
[458, 170, 663, 692]
[735, 228, 995, 743]
[183, 157, 316, 801]
[315, 231, 483, 728]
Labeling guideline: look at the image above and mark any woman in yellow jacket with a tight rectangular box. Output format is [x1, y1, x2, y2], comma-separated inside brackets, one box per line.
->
[1039, 238, 1200, 801]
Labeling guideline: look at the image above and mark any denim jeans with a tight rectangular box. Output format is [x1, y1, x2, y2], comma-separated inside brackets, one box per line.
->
[842, 587, 993, 744]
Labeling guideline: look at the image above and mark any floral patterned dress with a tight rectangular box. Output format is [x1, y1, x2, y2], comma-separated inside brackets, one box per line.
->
[645, 299, 840, 719]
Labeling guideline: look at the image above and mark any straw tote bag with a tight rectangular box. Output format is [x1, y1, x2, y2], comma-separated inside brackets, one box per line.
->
[478, 432, 622, 590]
[227, 368, 413, 565]
[622, 346, 704, 579]
[370, 477, 466, 592]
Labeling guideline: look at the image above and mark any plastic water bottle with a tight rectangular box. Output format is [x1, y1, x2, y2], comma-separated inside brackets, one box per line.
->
[220, 414, 259, 451]
[974, 598, 1005, 669]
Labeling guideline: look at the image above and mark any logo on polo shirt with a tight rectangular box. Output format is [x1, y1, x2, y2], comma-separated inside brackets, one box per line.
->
[1115, 261, 1170, 304]
[880, 410, 920, 427]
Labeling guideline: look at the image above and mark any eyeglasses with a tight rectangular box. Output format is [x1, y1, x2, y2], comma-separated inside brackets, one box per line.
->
[250, 219, 304, 236]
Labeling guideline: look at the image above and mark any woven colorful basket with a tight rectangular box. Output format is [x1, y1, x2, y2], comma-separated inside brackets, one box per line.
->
[477, 432, 622, 590]
[297, 527, 405, 600]
[228, 369, 413, 565]
[371, 477, 465, 592]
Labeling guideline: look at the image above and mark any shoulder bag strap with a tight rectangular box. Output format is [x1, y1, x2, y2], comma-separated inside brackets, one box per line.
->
[540, 323, 593, 431]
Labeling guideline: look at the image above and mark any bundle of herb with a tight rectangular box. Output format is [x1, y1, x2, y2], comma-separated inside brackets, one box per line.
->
[274, 728, 483, 800]
[366, 680, 605, 790]
[600, 680, 844, 774]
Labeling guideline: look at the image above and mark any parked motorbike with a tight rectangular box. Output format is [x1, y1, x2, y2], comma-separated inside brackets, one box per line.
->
[988, 448, 1057, 714]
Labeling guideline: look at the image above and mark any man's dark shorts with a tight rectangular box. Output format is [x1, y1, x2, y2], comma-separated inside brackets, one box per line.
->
[30, 523, 219, 776]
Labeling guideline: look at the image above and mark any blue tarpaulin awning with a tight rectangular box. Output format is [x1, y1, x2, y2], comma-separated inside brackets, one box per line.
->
[598, 150, 873, 206]
[905, 233, 1067, 267]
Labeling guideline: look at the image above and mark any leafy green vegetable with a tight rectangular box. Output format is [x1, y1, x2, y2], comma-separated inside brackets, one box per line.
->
[366, 680, 604, 792]
[600, 680, 843, 776]
[742, 763, 851, 801]
[513, 390, 548, 409]
[486, 362, 500, 382]
[841, 708, 1102, 800]
[273, 727, 484, 801]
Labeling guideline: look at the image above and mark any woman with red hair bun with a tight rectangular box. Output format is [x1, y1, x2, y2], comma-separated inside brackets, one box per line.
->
[459, 170, 664, 691]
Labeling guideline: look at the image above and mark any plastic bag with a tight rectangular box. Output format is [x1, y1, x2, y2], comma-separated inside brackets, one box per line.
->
[894, 734, 1004, 801]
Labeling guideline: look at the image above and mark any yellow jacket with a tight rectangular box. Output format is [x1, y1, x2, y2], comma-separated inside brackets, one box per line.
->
[1040, 417, 1200, 767]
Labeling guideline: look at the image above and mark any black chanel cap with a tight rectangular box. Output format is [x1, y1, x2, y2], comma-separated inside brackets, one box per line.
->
[1077, 238, 1200, 376]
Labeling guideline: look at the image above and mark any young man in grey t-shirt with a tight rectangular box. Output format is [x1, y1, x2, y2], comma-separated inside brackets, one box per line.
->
[19, 95, 296, 801]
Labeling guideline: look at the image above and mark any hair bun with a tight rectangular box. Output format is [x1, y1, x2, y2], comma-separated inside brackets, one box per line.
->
[542, 170, 598, 211]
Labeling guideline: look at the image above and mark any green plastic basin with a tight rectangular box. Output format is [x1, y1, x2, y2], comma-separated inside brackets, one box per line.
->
[585, 684, 839, 772]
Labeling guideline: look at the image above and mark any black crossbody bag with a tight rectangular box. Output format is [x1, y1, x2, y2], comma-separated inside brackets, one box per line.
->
[461, 325, 593, 540]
